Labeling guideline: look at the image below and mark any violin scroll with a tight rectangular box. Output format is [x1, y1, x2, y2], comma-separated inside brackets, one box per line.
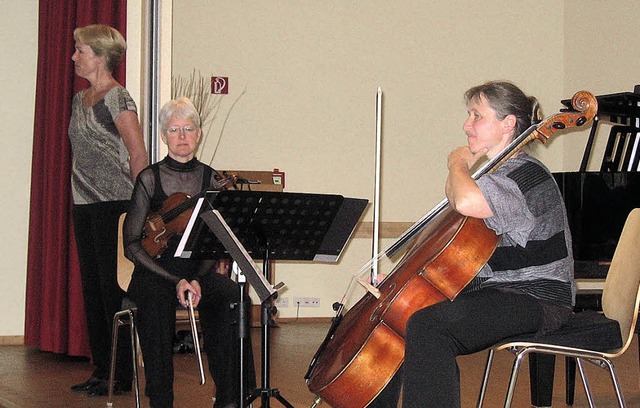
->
[534, 90, 597, 143]
[215, 172, 238, 190]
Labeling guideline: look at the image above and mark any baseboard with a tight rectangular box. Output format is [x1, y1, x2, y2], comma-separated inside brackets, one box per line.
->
[270, 317, 332, 324]
[0, 336, 24, 346]
[1, 319, 330, 346]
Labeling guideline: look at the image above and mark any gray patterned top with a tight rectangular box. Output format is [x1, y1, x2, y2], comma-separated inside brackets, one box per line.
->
[468, 154, 575, 308]
[69, 86, 137, 204]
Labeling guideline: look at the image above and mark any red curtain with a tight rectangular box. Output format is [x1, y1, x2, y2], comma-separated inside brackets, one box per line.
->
[25, 0, 128, 357]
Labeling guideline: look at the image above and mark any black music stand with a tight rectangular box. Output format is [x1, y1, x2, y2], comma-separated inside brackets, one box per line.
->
[177, 190, 367, 408]
[176, 192, 276, 408]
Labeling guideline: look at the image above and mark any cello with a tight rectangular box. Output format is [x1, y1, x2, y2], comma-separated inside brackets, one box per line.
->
[305, 90, 598, 407]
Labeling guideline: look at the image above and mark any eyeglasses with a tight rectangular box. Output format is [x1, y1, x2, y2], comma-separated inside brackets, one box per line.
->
[166, 126, 197, 135]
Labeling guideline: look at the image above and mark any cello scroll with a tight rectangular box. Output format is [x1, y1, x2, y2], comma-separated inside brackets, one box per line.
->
[533, 90, 598, 142]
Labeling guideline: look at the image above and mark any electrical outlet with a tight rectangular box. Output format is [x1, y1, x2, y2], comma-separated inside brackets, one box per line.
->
[293, 297, 320, 307]
[274, 297, 289, 308]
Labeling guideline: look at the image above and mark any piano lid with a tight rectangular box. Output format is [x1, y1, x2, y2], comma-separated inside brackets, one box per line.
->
[554, 171, 640, 264]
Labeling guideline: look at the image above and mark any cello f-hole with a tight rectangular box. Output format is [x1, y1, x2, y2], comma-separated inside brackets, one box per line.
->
[153, 228, 167, 244]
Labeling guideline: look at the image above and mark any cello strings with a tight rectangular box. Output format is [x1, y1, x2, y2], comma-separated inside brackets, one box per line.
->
[336, 124, 543, 311]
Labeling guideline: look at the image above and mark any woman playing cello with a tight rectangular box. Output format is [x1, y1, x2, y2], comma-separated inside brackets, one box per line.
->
[370, 81, 575, 407]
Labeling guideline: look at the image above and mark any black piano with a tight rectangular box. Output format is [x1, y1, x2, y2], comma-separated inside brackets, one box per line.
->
[555, 85, 640, 309]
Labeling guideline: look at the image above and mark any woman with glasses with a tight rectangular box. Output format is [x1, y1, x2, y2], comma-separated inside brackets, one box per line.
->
[69, 24, 147, 397]
[123, 97, 255, 408]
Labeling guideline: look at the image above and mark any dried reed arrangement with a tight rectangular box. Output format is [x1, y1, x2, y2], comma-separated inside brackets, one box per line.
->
[171, 69, 223, 159]
[171, 69, 246, 165]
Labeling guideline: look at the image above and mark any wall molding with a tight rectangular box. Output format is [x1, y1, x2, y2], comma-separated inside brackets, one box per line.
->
[352, 221, 414, 239]
[0, 336, 24, 346]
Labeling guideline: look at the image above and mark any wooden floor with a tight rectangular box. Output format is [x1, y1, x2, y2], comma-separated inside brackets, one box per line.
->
[1, 320, 639, 408]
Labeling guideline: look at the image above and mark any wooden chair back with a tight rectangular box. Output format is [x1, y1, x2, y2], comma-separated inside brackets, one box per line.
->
[601, 208, 640, 355]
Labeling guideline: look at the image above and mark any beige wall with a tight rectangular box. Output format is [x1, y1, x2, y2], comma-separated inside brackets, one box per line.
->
[171, 0, 563, 317]
[2, 1, 640, 335]
[170, 0, 640, 319]
[1, 0, 38, 338]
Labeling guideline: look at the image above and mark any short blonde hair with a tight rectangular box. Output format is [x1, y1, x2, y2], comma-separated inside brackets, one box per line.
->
[73, 24, 126, 73]
[159, 97, 202, 132]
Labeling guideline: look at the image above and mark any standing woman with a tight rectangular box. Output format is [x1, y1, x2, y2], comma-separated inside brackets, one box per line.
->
[69, 24, 147, 396]
[123, 97, 256, 408]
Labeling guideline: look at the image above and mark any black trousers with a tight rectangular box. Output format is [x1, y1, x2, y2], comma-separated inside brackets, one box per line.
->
[129, 267, 256, 408]
[72, 201, 132, 383]
[370, 289, 553, 408]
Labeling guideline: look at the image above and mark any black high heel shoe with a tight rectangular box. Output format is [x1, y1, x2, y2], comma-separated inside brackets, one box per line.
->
[87, 380, 132, 397]
[70, 377, 102, 393]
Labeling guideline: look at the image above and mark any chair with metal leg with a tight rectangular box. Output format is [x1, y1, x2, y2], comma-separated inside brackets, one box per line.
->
[105, 213, 140, 408]
[106, 213, 205, 408]
[477, 208, 640, 408]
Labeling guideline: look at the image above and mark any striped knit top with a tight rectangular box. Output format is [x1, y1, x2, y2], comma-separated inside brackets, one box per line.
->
[465, 154, 575, 309]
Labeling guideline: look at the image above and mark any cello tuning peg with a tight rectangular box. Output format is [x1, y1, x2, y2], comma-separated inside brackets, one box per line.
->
[576, 116, 587, 127]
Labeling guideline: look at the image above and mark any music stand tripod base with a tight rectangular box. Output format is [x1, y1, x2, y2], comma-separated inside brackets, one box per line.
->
[246, 294, 294, 408]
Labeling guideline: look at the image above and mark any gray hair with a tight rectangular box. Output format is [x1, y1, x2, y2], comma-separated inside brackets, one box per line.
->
[159, 97, 201, 132]
[73, 25, 126, 73]
[464, 81, 542, 138]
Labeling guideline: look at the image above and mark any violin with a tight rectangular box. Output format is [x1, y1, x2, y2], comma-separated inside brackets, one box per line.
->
[305, 91, 598, 407]
[141, 175, 236, 258]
